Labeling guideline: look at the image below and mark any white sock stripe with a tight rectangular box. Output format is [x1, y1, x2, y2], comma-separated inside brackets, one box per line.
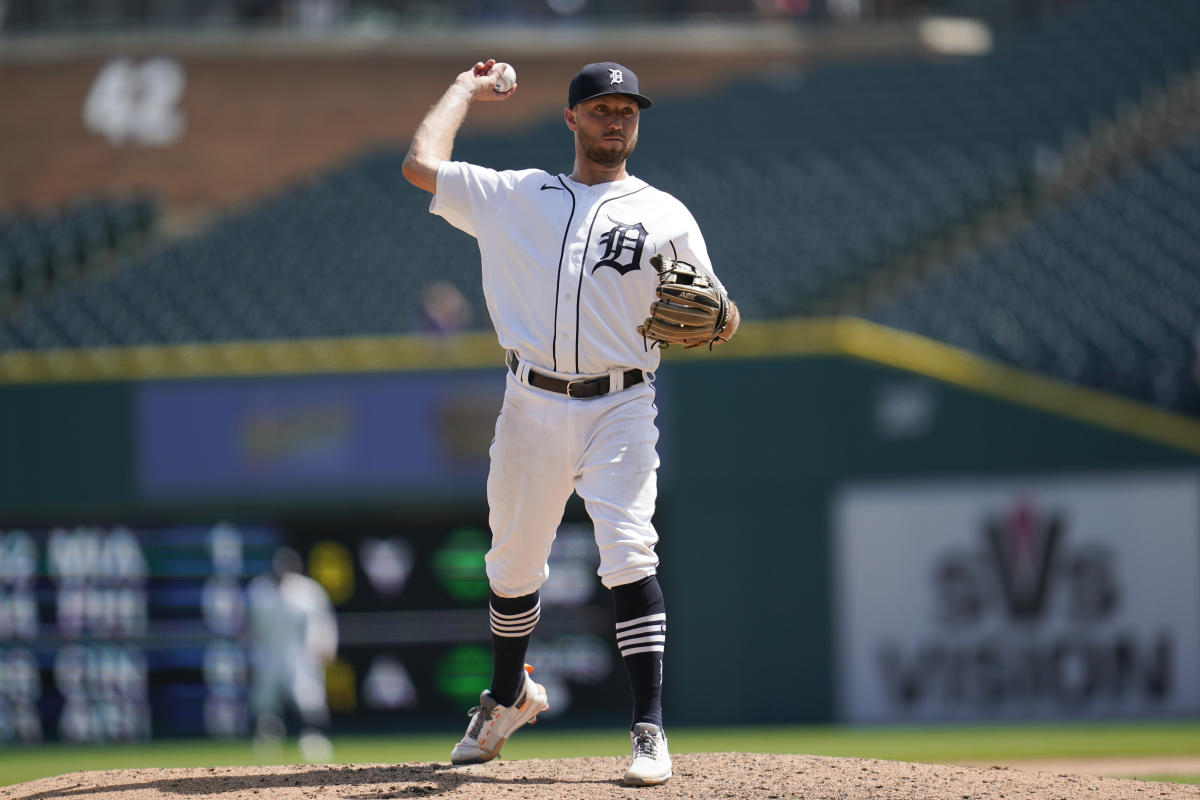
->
[490, 615, 539, 629]
[619, 634, 665, 649]
[494, 623, 537, 638]
[620, 644, 665, 656]
[490, 611, 539, 624]
[616, 623, 665, 641]
[491, 619, 538, 636]
[489, 609, 542, 628]
[490, 606, 540, 638]
[489, 602, 541, 622]
[615, 613, 666, 630]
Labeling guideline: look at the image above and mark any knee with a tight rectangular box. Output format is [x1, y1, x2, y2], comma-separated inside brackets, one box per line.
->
[599, 562, 659, 591]
[485, 557, 547, 598]
[596, 538, 659, 590]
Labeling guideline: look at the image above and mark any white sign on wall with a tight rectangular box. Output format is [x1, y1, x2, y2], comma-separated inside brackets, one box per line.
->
[83, 57, 186, 146]
[834, 472, 1200, 722]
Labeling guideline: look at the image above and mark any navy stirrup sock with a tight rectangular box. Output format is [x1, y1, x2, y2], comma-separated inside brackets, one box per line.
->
[612, 575, 666, 730]
[489, 590, 540, 707]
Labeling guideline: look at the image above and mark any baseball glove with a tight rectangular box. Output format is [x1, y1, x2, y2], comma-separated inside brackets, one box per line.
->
[637, 254, 731, 349]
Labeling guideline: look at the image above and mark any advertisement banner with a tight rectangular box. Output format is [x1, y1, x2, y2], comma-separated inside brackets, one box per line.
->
[834, 472, 1200, 722]
[136, 371, 504, 499]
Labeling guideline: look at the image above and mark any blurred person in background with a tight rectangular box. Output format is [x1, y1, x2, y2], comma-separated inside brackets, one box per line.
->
[247, 546, 338, 762]
[420, 279, 472, 335]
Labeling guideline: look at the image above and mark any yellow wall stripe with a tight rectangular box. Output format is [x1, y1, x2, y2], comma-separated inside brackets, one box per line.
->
[0, 331, 504, 382]
[1, 316, 1197, 454]
[725, 317, 1200, 456]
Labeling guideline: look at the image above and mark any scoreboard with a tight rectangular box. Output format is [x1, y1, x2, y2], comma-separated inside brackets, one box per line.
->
[0, 515, 626, 743]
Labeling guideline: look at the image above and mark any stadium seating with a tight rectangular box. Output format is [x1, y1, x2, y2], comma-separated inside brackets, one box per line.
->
[2, 0, 1198, 416]
[632, 146, 1025, 317]
[0, 140, 1024, 348]
[1, 154, 484, 349]
[867, 134, 1200, 414]
[0, 194, 158, 305]
[462, 1, 1200, 162]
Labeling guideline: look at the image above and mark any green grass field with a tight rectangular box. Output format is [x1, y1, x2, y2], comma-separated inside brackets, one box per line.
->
[3, 720, 1199, 788]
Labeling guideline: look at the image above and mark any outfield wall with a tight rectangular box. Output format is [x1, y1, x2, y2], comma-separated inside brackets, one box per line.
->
[1, 319, 1197, 741]
[658, 327, 1200, 725]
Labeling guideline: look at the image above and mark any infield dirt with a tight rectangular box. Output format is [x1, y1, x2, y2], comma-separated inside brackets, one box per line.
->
[3, 753, 1198, 800]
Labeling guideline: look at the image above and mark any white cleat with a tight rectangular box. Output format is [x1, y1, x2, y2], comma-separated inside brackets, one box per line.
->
[623, 722, 672, 786]
[450, 664, 549, 765]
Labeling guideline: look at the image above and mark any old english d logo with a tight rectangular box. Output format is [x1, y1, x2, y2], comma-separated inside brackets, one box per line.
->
[593, 219, 647, 275]
[985, 501, 1062, 620]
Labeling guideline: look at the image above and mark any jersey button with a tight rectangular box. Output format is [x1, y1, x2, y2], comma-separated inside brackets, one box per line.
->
[565, 293, 574, 301]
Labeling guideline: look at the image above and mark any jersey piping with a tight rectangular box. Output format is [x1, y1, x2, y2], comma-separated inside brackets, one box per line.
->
[550, 174, 577, 373]
[571, 182, 650, 374]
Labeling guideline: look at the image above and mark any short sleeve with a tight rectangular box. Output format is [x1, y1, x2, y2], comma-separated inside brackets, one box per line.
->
[429, 161, 514, 238]
[668, 205, 726, 294]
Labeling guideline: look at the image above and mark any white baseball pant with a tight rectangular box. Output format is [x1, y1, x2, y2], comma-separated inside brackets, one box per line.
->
[485, 367, 661, 598]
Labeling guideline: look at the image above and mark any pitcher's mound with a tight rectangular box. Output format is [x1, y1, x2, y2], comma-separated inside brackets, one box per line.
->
[2, 753, 1195, 800]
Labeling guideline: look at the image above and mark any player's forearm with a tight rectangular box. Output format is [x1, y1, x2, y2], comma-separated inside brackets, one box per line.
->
[402, 82, 475, 194]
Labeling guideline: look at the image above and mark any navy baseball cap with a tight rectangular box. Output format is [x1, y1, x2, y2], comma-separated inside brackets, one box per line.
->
[568, 62, 653, 109]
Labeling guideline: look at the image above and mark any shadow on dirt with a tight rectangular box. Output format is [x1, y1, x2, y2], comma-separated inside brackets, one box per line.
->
[7, 762, 620, 800]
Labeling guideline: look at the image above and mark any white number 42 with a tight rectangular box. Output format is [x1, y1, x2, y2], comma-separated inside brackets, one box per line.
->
[83, 56, 187, 146]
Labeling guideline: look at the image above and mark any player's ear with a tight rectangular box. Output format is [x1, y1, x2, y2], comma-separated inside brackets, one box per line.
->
[564, 107, 578, 131]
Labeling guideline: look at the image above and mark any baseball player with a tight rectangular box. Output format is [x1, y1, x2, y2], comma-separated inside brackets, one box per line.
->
[402, 59, 739, 786]
[246, 547, 339, 763]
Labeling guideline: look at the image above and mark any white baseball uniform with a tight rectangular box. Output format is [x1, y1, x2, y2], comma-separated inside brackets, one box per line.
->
[431, 163, 725, 597]
[247, 571, 338, 723]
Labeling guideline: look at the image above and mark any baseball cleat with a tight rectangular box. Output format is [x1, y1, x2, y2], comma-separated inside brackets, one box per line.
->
[622, 722, 672, 786]
[450, 664, 549, 765]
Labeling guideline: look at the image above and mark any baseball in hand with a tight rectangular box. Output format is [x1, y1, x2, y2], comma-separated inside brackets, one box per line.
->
[491, 62, 517, 93]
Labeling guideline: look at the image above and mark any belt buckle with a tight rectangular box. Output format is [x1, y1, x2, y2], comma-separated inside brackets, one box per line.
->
[565, 378, 590, 398]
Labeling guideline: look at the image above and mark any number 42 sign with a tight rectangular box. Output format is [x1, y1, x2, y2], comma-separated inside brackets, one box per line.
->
[83, 56, 186, 147]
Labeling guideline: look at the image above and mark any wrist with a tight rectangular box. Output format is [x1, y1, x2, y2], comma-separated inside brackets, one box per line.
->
[449, 79, 478, 101]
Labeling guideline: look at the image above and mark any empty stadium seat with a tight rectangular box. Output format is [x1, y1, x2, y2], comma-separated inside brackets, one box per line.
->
[866, 134, 1200, 414]
[2, 0, 1197, 416]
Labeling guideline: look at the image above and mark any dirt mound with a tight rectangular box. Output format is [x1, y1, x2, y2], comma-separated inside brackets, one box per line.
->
[2, 753, 1195, 800]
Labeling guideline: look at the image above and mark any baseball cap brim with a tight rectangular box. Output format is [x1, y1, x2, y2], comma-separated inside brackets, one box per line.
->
[573, 89, 653, 109]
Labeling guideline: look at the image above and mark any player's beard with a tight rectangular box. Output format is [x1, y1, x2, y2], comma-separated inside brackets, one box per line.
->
[579, 127, 638, 168]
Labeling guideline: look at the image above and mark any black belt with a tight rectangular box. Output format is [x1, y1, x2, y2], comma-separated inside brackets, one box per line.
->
[507, 353, 643, 399]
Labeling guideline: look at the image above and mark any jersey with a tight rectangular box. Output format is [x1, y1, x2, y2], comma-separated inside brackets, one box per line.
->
[431, 162, 725, 375]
